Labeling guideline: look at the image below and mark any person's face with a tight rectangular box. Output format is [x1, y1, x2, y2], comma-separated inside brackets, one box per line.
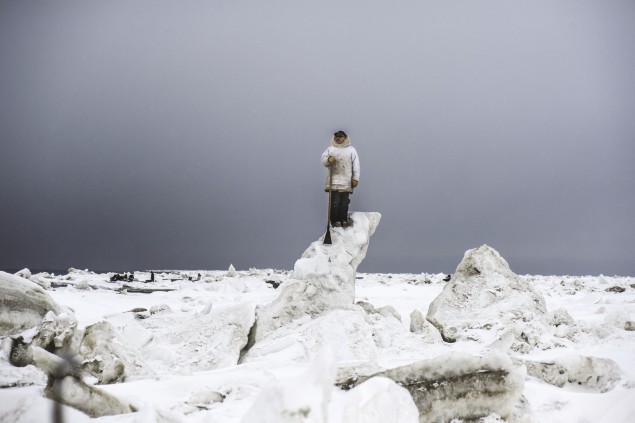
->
[334, 136, 345, 144]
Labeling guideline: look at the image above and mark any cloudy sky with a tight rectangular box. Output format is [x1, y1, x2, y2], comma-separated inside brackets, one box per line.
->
[1, 0, 634, 276]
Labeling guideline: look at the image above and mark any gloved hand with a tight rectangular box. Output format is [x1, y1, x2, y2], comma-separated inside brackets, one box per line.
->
[351, 179, 358, 188]
[327, 156, 336, 165]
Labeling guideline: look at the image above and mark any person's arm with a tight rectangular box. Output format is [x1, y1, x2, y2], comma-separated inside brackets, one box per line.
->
[351, 149, 360, 182]
[321, 147, 334, 167]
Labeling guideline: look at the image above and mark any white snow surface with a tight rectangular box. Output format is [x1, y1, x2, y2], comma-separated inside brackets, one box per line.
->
[2, 242, 635, 421]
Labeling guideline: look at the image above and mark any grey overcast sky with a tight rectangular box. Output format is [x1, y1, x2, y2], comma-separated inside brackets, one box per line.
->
[1, 0, 634, 276]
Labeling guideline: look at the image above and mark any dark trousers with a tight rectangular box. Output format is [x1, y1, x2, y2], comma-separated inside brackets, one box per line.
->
[330, 191, 350, 224]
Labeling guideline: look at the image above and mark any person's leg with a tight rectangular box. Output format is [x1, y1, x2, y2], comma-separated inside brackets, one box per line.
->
[330, 192, 342, 225]
[338, 192, 350, 225]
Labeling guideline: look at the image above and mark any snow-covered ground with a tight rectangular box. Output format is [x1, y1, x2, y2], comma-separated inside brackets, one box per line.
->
[2, 267, 634, 422]
[2, 217, 634, 423]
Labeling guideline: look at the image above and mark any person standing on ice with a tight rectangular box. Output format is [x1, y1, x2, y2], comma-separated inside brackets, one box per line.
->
[321, 130, 360, 227]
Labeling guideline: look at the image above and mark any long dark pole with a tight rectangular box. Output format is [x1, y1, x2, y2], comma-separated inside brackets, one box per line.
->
[324, 165, 333, 244]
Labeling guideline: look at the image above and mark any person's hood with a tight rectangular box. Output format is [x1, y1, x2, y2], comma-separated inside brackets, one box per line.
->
[331, 136, 351, 148]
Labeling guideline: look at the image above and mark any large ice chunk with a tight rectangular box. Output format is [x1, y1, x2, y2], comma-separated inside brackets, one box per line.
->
[338, 351, 525, 423]
[426, 245, 549, 352]
[518, 354, 622, 392]
[247, 212, 380, 345]
[10, 311, 79, 368]
[101, 302, 256, 377]
[31, 346, 137, 417]
[79, 321, 140, 384]
[0, 271, 64, 336]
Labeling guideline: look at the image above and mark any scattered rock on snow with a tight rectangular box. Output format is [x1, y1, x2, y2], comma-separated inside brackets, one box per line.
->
[149, 304, 171, 315]
[134, 311, 151, 319]
[606, 285, 626, 293]
[265, 279, 281, 289]
[625, 321, 635, 331]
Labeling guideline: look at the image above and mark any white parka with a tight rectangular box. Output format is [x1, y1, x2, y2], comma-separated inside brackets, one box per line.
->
[320, 136, 360, 192]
